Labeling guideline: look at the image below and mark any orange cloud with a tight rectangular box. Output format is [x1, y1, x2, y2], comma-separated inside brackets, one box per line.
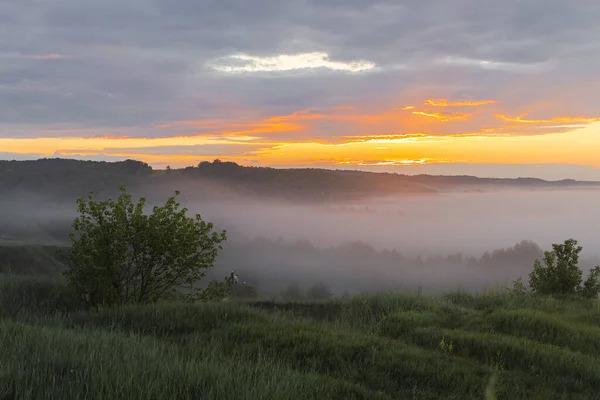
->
[154, 115, 307, 137]
[263, 105, 476, 133]
[497, 113, 600, 125]
[411, 111, 473, 121]
[219, 122, 302, 136]
[426, 98, 498, 107]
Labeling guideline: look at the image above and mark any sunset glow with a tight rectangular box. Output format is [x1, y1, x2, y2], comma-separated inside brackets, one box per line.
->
[4, 115, 600, 172]
[3, 99, 600, 175]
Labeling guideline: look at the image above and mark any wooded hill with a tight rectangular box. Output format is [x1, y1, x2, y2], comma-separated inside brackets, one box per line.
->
[1, 158, 598, 202]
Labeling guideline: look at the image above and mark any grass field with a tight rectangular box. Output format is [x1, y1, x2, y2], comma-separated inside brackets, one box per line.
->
[1, 274, 600, 399]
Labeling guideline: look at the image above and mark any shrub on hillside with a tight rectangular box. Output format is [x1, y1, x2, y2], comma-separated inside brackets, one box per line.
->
[581, 266, 600, 299]
[60, 185, 227, 307]
[528, 239, 600, 298]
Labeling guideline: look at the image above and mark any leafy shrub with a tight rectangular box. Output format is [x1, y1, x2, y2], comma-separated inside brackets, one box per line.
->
[508, 277, 528, 296]
[581, 266, 600, 299]
[60, 185, 226, 307]
[528, 239, 600, 298]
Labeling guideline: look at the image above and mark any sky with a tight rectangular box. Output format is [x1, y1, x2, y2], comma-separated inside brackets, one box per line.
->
[2, 0, 600, 180]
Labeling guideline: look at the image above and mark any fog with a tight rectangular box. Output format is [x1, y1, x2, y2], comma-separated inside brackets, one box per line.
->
[1, 186, 600, 296]
[182, 188, 600, 257]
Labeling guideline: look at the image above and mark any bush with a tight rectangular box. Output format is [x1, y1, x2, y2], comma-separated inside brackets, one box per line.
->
[60, 186, 227, 307]
[528, 239, 600, 298]
[581, 266, 600, 299]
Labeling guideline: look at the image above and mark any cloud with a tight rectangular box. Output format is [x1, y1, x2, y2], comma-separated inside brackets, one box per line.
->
[209, 52, 376, 73]
[426, 99, 498, 107]
[410, 111, 473, 122]
[434, 56, 552, 73]
[497, 114, 600, 125]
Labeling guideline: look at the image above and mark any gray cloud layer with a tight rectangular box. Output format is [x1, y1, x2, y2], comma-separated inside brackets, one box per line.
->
[2, 0, 600, 137]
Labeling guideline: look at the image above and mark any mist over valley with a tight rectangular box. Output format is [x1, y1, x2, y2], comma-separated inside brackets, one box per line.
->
[2, 159, 599, 296]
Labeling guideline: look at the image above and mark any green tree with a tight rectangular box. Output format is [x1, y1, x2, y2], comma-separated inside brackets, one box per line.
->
[61, 185, 226, 307]
[528, 239, 600, 298]
[580, 266, 600, 299]
[191, 279, 232, 302]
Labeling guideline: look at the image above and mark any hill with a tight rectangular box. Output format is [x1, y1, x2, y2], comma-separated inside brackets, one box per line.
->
[1, 274, 600, 399]
[1, 158, 599, 203]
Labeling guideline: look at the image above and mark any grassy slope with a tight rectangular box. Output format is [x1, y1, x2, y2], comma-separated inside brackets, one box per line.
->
[1, 275, 600, 399]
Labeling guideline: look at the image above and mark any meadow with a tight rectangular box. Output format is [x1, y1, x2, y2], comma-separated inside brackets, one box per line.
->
[1, 274, 600, 399]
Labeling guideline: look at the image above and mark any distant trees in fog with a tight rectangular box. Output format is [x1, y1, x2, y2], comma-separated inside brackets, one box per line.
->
[279, 282, 334, 301]
[282, 282, 303, 300]
[305, 282, 334, 300]
[217, 238, 550, 278]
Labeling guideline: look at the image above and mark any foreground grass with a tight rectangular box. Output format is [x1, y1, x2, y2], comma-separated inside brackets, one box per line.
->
[1, 275, 600, 399]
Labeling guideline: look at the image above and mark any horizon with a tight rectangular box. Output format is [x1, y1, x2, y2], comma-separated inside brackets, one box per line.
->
[3, 1, 600, 180]
[3, 156, 600, 182]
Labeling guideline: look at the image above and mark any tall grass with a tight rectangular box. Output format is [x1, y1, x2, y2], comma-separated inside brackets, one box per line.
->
[1, 275, 600, 399]
[0, 321, 388, 400]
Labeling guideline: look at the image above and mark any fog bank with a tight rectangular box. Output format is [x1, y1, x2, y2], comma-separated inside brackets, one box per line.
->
[1, 186, 600, 295]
